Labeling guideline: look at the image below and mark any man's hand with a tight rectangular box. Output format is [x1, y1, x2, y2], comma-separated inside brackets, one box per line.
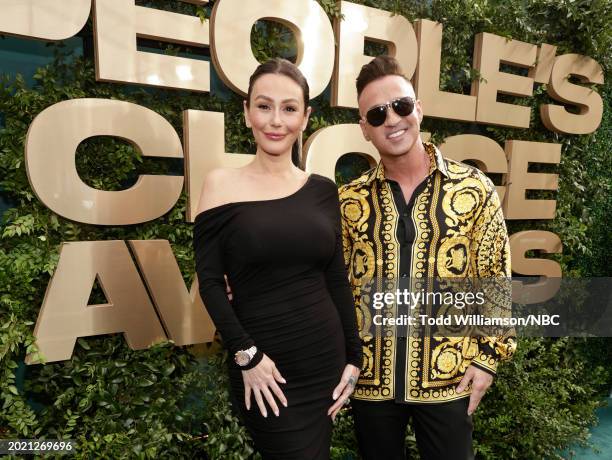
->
[327, 364, 360, 421]
[456, 365, 494, 416]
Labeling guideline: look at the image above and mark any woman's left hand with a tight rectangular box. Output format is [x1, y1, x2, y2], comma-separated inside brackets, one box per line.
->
[327, 364, 360, 421]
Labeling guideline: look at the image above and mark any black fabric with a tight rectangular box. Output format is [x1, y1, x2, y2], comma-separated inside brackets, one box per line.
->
[193, 174, 362, 460]
[352, 398, 474, 460]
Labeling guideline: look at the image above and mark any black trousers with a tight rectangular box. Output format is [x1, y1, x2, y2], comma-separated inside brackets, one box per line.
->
[351, 398, 474, 460]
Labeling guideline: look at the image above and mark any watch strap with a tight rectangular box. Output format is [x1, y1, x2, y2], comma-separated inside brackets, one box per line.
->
[238, 347, 263, 370]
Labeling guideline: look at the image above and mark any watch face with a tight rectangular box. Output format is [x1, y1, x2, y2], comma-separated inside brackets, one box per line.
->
[235, 351, 250, 366]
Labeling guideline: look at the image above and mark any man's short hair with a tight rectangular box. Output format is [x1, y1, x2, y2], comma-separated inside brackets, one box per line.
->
[356, 55, 411, 100]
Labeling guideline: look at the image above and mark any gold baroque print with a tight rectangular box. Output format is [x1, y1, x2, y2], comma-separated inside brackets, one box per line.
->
[349, 177, 397, 400]
[351, 240, 375, 286]
[372, 181, 398, 399]
[380, 182, 399, 400]
[473, 203, 509, 277]
[356, 291, 373, 343]
[404, 174, 434, 399]
[360, 345, 375, 379]
[437, 236, 470, 277]
[433, 347, 462, 378]
[442, 177, 486, 228]
[339, 188, 370, 231]
[460, 337, 479, 360]
[445, 161, 472, 179]
[430, 338, 471, 380]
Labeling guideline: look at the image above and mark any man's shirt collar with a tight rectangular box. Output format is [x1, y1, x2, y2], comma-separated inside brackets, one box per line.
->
[364, 141, 449, 185]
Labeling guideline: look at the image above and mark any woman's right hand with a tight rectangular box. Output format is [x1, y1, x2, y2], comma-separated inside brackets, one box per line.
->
[242, 354, 287, 417]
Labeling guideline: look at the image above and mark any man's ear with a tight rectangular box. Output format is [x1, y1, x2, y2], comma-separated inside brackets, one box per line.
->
[359, 118, 371, 141]
[243, 100, 251, 128]
[415, 99, 423, 124]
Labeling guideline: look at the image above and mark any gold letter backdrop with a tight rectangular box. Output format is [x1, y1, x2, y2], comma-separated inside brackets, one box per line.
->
[0, 0, 605, 362]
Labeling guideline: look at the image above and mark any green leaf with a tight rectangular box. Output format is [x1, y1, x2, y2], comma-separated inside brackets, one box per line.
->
[77, 338, 91, 350]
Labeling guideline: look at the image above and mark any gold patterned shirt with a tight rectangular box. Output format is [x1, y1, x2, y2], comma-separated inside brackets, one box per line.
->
[339, 142, 516, 404]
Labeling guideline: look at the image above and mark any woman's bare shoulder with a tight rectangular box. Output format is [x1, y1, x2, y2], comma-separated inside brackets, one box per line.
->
[197, 167, 244, 213]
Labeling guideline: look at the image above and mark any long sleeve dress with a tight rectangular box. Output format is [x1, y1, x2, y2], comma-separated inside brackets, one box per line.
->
[193, 173, 362, 460]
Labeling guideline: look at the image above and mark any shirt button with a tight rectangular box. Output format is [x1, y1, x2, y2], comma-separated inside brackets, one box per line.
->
[401, 273, 408, 278]
[403, 212, 408, 217]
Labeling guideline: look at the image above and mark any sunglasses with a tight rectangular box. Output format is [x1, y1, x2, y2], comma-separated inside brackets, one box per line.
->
[364, 97, 416, 127]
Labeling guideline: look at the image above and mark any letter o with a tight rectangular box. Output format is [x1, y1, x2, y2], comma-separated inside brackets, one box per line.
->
[211, 0, 335, 98]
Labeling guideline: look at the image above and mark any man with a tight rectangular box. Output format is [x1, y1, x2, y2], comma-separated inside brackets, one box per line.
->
[338, 56, 516, 459]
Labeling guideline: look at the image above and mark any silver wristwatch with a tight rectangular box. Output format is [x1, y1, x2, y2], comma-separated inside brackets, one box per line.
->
[234, 345, 258, 366]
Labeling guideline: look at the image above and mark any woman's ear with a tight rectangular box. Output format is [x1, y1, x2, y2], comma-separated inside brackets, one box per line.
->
[302, 106, 313, 131]
[243, 100, 252, 128]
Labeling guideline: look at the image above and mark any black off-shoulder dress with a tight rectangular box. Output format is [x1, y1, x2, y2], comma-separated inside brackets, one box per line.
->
[193, 174, 362, 460]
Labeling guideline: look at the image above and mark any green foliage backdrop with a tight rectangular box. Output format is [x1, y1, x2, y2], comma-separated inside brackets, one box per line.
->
[1, 1, 610, 458]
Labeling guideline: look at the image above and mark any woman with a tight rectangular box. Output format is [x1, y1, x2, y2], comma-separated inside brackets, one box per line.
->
[193, 58, 362, 459]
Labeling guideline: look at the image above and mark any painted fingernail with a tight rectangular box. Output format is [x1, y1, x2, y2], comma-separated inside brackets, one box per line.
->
[333, 393, 338, 400]
[274, 411, 279, 417]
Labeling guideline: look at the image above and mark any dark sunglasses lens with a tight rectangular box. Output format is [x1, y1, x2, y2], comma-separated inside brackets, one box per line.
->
[366, 98, 414, 126]
[392, 98, 414, 116]
[366, 106, 387, 127]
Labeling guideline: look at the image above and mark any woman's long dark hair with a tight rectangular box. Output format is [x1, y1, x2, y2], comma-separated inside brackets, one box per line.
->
[246, 58, 309, 168]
